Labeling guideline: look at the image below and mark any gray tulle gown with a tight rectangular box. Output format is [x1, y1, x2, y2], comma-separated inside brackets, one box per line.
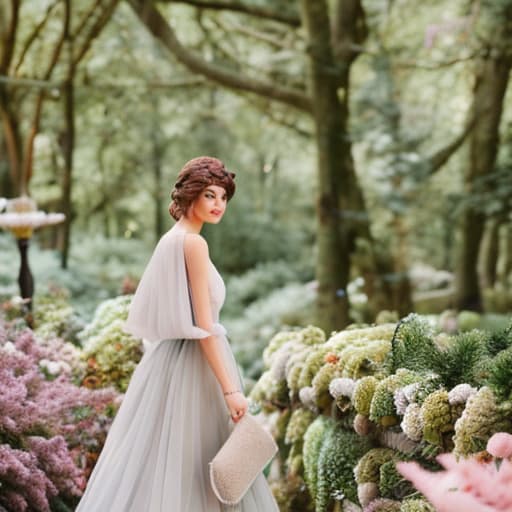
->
[75, 224, 279, 511]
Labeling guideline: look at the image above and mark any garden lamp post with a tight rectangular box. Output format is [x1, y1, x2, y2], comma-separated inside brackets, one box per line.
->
[0, 196, 65, 311]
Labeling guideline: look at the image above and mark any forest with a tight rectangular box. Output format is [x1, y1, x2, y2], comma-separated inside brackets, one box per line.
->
[0, 0, 511, 511]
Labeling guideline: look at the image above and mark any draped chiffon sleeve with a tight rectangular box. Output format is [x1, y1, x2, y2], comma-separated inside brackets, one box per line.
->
[123, 229, 226, 343]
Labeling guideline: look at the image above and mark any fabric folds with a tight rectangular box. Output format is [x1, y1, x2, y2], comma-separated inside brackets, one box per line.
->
[76, 224, 279, 511]
[123, 229, 225, 343]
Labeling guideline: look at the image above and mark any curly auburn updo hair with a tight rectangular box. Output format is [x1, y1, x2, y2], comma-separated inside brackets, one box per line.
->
[168, 156, 236, 220]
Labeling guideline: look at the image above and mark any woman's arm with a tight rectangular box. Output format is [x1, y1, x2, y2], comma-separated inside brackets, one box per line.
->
[183, 233, 248, 421]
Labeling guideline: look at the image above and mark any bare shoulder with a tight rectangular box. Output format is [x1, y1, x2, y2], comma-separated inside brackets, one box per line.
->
[183, 233, 209, 259]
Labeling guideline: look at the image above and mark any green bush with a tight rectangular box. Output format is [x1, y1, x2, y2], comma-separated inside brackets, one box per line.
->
[79, 295, 143, 391]
[315, 421, 373, 509]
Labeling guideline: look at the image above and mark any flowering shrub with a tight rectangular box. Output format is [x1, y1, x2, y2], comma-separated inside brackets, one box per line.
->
[33, 284, 86, 345]
[0, 321, 119, 511]
[398, 432, 512, 511]
[251, 315, 512, 511]
[79, 295, 143, 392]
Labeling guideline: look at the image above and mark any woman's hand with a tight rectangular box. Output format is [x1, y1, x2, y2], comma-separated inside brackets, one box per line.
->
[224, 392, 248, 423]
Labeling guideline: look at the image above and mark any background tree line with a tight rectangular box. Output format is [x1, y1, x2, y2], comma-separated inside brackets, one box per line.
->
[0, 0, 511, 332]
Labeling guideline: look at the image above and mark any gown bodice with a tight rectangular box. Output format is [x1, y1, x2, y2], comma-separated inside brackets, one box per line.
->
[123, 224, 227, 343]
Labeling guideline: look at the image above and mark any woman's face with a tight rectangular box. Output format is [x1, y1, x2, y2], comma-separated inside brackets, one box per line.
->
[186, 184, 227, 224]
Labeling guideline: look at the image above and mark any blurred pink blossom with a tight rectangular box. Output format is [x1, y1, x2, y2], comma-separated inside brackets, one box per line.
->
[0, 324, 120, 510]
[487, 433, 512, 459]
[398, 432, 512, 512]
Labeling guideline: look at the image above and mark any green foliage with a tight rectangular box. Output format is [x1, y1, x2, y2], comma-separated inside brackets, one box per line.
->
[33, 287, 86, 345]
[263, 329, 302, 368]
[223, 260, 307, 318]
[0, 233, 150, 320]
[254, 319, 512, 511]
[312, 363, 337, 408]
[485, 346, 512, 400]
[485, 323, 512, 355]
[338, 339, 391, 379]
[437, 330, 489, 388]
[316, 422, 373, 509]
[453, 386, 510, 456]
[353, 376, 379, 416]
[420, 390, 453, 446]
[301, 326, 327, 346]
[227, 283, 316, 378]
[389, 315, 442, 375]
[370, 369, 422, 425]
[286, 348, 311, 396]
[407, 373, 444, 405]
[303, 416, 330, 502]
[298, 347, 330, 389]
[379, 460, 416, 500]
[400, 499, 435, 512]
[79, 295, 143, 391]
[275, 409, 292, 443]
[456, 311, 482, 332]
[355, 448, 396, 484]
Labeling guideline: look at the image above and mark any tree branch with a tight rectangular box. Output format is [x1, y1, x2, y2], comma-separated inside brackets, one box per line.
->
[73, 0, 120, 67]
[207, 16, 305, 89]
[14, 0, 60, 74]
[213, 15, 299, 51]
[332, 0, 368, 67]
[395, 52, 478, 70]
[74, 0, 103, 41]
[0, 73, 207, 90]
[0, 0, 20, 73]
[22, 1, 70, 192]
[128, 0, 312, 112]
[426, 112, 476, 174]
[160, 0, 301, 27]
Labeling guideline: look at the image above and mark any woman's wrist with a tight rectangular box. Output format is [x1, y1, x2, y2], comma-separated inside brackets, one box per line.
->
[223, 389, 241, 396]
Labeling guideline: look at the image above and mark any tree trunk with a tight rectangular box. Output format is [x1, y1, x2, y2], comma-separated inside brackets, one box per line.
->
[497, 223, 512, 285]
[300, 0, 351, 330]
[60, 0, 74, 269]
[0, 131, 11, 197]
[0, 99, 22, 195]
[150, 99, 165, 243]
[455, 56, 511, 310]
[479, 217, 501, 290]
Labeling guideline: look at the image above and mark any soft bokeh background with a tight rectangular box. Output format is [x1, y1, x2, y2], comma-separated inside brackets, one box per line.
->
[0, 0, 511, 510]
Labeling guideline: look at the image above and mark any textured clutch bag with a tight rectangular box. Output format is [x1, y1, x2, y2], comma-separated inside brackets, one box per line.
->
[209, 413, 278, 505]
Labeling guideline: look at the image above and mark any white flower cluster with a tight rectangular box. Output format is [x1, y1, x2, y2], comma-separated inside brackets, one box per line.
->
[269, 342, 295, 382]
[448, 383, 477, 405]
[394, 382, 420, 415]
[401, 403, 423, 441]
[299, 386, 317, 412]
[329, 377, 356, 400]
[39, 358, 71, 376]
[2, 341, 21, 355]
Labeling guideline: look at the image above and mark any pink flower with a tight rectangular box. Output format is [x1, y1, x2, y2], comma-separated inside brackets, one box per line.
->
[398, 440, 512, 512]
[0, 320, 120, 508]
[397, 460, 496, 512]
[487, 433, 512, 459]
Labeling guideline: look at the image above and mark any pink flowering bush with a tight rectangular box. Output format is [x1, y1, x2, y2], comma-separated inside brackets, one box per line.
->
[0, 320, 120, 511]
[398, 432, 512, 512]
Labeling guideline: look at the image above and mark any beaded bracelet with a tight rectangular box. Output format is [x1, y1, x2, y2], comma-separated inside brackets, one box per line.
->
[223, 390, 241, 396]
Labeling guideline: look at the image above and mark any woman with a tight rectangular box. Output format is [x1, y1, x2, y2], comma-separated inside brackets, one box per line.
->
[76, 157, 279, 511]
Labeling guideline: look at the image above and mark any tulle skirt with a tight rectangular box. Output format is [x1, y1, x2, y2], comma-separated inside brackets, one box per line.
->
[75, 336, 278, 511]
